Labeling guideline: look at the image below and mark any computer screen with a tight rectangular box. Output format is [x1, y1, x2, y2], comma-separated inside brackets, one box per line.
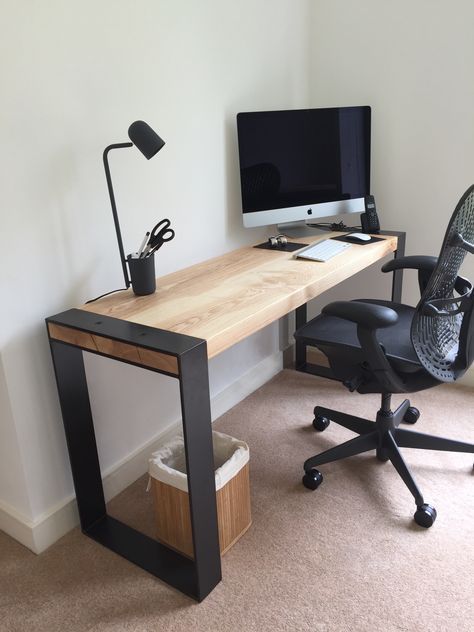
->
[236, 106, 371, 228]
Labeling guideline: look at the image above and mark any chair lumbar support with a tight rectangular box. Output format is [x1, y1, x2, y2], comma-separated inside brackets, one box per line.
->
[302, 393, 474, 528]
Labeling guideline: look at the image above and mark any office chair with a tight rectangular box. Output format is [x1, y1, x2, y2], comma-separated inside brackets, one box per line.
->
[295, 185, 474, 527]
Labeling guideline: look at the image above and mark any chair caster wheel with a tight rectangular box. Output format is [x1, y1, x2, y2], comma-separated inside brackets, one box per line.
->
[414, 504, 437, 528]
[313, 415, 330, 431]
[403, 407, 420, 424]
[302, 469, 323, 490]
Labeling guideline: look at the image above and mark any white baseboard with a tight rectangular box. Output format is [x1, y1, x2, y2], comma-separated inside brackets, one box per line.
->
[0, 350, 282, 554]
[0, 499, 37, 552]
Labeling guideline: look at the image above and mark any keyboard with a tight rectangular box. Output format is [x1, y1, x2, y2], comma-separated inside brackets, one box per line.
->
[293, 239, 352, 262]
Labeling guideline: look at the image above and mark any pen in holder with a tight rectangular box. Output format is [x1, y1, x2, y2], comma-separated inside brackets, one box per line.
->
[127, 254, 156, 296]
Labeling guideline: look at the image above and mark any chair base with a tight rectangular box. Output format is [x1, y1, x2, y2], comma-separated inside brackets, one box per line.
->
[303, 396, 474, 527]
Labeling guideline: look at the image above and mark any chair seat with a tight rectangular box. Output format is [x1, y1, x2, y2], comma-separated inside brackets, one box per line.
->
[296, 299, 421, 371]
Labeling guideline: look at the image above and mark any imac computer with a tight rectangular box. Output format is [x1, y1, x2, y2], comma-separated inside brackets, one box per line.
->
[236, 106, 371, 232]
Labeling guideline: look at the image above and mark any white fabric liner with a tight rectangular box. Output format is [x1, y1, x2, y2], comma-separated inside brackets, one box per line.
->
[148, 431, 249, 493]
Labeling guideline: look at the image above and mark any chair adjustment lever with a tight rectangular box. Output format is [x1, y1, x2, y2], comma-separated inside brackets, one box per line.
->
[343, 376, 363, 392]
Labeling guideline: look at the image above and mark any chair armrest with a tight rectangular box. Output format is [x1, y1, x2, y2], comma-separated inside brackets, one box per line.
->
[382, 256, 438, 297]
[322, 301, 406, 393]
[382, 255, 470, 297]
[322, 301, 398, 330]
[381, 255, 438, 275]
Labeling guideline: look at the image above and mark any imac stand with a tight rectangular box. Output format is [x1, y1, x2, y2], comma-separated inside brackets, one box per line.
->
[276, 221, 326, 238]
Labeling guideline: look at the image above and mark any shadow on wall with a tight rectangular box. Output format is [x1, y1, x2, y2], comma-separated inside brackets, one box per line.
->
[224, 115, 246, 242]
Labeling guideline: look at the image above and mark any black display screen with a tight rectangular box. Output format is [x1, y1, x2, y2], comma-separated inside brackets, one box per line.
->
[236, 106, 371, 214]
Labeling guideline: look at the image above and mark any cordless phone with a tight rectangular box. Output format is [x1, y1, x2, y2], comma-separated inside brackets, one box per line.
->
[360, 195, 380, 234]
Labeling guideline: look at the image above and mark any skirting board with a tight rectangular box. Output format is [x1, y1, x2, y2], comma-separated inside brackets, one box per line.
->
[0, 499, 38, 552]
[0, 350, 283, 554]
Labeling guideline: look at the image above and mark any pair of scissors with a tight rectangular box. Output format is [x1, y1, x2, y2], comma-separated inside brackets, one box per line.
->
[141, 218, 175, 257]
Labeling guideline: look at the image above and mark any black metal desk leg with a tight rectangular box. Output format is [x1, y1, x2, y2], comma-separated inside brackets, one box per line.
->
[295, 303, 307, 369]
[391, 231, 406, 303]
[179, 342, 222, 601]
[49, 341, 106, 530]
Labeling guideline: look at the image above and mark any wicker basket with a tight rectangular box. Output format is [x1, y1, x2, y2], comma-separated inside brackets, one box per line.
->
[149, 431, 251, 558]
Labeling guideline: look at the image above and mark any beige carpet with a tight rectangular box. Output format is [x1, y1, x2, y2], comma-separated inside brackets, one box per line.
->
[1, 370, 473, 632]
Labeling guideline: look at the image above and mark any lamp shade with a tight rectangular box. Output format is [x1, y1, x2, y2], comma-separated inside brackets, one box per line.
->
[128, 120, 165, 159]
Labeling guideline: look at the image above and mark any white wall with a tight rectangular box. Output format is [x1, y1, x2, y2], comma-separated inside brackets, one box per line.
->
[0, 0, 311, 547]
[307, 0, 474, 317]
[0, 358, 31, 518]
[4, 0, 474, 552]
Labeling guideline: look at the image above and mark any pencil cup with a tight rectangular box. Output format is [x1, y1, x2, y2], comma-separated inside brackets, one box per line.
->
[127, 254, 156, 296]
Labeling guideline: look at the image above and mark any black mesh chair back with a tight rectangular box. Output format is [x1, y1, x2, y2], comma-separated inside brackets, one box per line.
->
[411, 185, 474, 382]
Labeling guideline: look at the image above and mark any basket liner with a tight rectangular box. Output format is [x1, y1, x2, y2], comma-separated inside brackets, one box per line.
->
[149, 430, 249, 493]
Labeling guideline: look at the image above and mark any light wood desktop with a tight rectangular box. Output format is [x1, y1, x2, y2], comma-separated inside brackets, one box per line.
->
[57, 232, 398, 358]
[46, 232, 402, 602]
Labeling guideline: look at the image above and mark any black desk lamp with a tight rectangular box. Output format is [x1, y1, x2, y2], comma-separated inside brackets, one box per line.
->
[103, 121, 165, 288]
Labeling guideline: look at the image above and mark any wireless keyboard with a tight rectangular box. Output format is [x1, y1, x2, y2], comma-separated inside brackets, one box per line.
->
[294, 239, 352, 262]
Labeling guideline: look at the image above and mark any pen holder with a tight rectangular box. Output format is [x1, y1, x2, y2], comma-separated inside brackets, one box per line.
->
[127, 254, 156, 296]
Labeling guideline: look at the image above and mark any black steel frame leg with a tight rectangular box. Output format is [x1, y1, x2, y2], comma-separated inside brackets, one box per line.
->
[385, 432, 424, 507]
[49, 335, 221, 602]
[295, 304, 307, 369]
[304, 431, 378, 471]
[179, 343, 221, 601]
[49, 342, 107, 529]
[386, 230, 406, 303]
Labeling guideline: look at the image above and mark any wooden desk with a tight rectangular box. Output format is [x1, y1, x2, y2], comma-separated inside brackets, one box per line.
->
[46, 232, 402, 601]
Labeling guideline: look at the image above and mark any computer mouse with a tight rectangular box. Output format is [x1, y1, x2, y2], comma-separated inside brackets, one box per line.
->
[346, 232, 372, 243]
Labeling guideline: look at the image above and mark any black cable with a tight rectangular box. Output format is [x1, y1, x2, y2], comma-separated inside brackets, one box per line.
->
[85, 287, 128, 304]
[307, 221, 362, 232]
